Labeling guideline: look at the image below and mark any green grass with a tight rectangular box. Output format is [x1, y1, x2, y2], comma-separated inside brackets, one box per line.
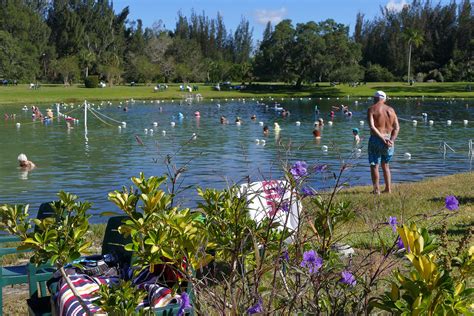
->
[336, 172, 473, 250]
[0, 82, 473, 106]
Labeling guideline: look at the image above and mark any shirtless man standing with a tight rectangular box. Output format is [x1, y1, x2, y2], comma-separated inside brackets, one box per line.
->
[367, 91, 399, 194]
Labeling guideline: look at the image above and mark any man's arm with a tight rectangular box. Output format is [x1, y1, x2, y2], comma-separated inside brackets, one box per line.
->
[390, 109, 400, 143]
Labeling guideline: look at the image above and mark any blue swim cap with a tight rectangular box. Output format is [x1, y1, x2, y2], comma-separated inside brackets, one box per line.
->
[352, 128, 359, 134]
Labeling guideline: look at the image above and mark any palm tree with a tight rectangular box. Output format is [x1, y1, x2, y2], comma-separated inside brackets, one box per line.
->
[403, 28, 424, 84]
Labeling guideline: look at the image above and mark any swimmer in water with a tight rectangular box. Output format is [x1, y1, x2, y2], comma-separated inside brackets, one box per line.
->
[318, 118, 324, 127]
[352, 128, 360, 145]
[251, 114, 257, 120]
[313, 129, 321, 139]
[220, 116, 228, 124]
[17, 153, 36, 170]
[263, 125, 269, 136]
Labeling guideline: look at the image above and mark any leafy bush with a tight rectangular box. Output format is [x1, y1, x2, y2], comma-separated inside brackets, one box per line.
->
[84, 75, 99, 88]
[364, 64, 395, 82]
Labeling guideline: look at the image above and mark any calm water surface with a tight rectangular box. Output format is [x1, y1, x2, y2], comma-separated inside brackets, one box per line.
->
[1, 97, 473, 221]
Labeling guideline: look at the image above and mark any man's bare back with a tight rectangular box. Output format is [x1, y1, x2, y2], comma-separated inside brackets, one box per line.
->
[368, 101, 399, 143]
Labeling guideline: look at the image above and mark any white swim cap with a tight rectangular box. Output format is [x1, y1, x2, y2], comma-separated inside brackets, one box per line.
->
[18, 153, 27, 162]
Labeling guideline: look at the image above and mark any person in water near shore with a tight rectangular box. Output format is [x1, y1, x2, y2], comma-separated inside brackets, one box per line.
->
[352, 128, 360, 145]
[313, 128, 321, 139]
[251, 114, 257, 120]
[18, 153, 36, 170]
[367, 90, 399, 194]
[263, 125, 269, 136]
[220, 116, 228, 124]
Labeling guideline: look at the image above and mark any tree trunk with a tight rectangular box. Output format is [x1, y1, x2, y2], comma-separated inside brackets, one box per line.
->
[407, 42, 412, 84]
[85, 66, 89, 78]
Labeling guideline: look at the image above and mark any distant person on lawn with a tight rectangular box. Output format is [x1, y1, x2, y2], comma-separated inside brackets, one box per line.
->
[367, 91, 399, 194]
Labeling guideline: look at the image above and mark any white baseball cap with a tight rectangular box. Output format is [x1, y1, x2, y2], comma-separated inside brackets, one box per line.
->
[374, 91, 387, 99]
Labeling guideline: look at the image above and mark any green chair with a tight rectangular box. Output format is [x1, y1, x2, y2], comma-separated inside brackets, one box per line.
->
[26, 263, 54, 316]
[0, 202, 56, 315]
[101, 215, 132, 265]
[0, 234, 29, 316]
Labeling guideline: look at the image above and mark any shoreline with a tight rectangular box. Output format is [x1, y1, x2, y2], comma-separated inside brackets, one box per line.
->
[0, 82, 473, 106]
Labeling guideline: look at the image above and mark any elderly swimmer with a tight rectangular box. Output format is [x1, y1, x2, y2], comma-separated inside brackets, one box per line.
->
[18, 153, 36, 170]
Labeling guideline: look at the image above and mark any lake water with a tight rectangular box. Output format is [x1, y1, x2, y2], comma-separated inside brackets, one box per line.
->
[1, 97, 472, 221]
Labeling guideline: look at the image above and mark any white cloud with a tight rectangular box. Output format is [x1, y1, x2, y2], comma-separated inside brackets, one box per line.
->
[255, 7, 288, 25]
[385, 0, 409, 12]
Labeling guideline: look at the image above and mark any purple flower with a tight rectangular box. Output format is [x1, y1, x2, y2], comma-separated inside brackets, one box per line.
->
[388, 216, 398, 232]
[340, 270, 356, 287]
[177, 292, 191, 316]
[445, 195, 459, 211]
[280, 250, 290, 262]
[290, 161, 308, 179]
[275, 183, 286, 197]
[396, 236, 409, 251]
[301, 186, 315, 197]
[247, 298, 263, 314]
[280, 200, 290, 212]
[300, 250, 323, 274]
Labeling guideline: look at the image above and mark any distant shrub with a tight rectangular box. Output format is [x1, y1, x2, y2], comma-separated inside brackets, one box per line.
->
[364, 64, 395, 82]
[426, 69, 444, 82]
[84, 75, 99, 88]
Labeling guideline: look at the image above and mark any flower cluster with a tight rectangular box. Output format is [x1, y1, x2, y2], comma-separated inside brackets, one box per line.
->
[300, 250, 323, 274]
[290, 161, 308, 179]
[445, 195, 459, 211]
[340, 270, 356, 287]
[247, 298, 263, 314]
[388, 216, 398, 232]
[301, 186, 315, 197]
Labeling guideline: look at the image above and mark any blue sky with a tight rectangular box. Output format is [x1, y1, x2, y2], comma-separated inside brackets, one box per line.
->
[112, 0, 456, 39]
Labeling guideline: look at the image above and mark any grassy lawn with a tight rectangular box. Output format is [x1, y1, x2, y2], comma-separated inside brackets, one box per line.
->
[337, 172, 473, 250]
[0, 82, 473, 106]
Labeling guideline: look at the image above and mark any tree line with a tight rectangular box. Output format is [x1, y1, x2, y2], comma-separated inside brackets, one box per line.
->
[0, 0, 472, 86]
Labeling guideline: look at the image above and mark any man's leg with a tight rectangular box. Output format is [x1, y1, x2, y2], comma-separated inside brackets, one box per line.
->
[381, 162, 392, 193]
[370, 164, 380, 194]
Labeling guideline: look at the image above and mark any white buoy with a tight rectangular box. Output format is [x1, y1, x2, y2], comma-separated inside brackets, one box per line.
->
[260, 140, 266, 146]
[356, 148, 362, 154]
[162, 130, 166, 135]
[236, 121, 241, 126]
[463, 120, 468, 126]
[153, 122, 158, 127]
[447, 120, 452, 126]
[118, 126, 122, 130]
[412, 120, 418, 126]
[16, 123, 21, 128]
[121, 122, 127, 127]
[255, 139, 260, 144]
[322, 145, 328, 152]
[429, 120, 434, 126]
[149, 129, 153, 135]
[217, 104, 221, 108]
[328, 121, 333, 126]
[404, 153, 412, 159]
[170, 122, 176, 127]
[191, 133, 197, 140]
[295, 121, 301, 126]
[144, 128, 148, 134]
[359, 120, 364, 126]
[259, 121, 264, 126]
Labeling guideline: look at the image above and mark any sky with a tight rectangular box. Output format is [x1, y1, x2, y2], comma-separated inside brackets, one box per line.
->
[112, 0, 456, 39]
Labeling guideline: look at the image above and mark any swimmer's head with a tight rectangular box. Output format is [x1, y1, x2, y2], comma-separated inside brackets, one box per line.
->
[352, 128, 359, 135]
[17, 153, 28, 162]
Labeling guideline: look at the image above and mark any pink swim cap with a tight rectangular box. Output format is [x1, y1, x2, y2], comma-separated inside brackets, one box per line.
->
[194, 111, 200, 116]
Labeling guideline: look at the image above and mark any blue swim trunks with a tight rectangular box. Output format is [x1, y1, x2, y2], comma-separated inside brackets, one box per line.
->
[368, 135, 394, 165]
